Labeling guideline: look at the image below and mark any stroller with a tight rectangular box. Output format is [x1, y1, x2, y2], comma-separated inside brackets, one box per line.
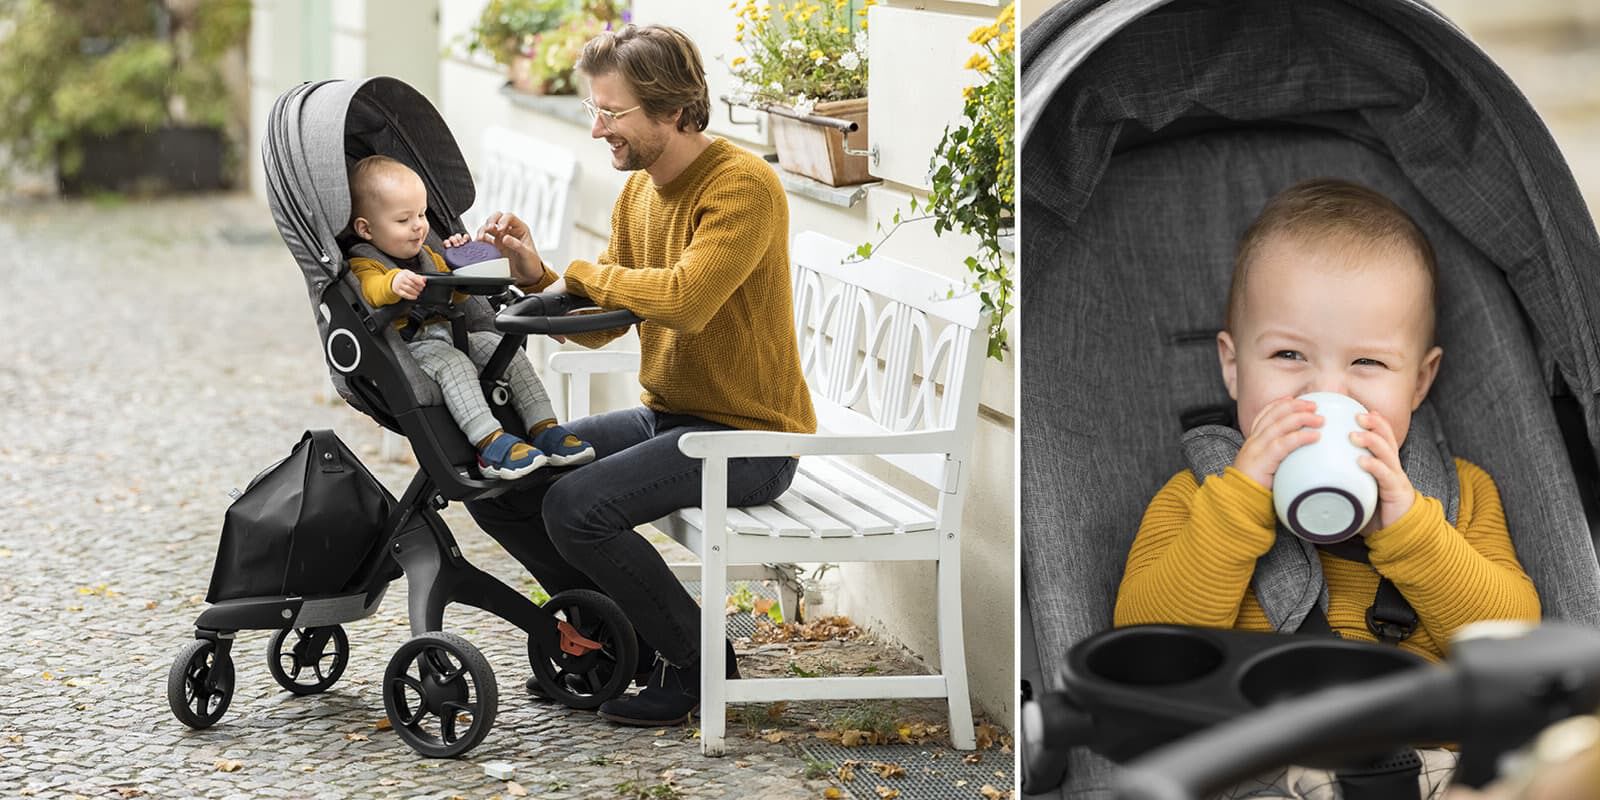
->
[166, 77, 643, 758]
[1016, 0, 1600, 796]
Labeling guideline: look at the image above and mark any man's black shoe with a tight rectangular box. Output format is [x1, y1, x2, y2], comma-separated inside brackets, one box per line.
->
[600, 640, 741, 727]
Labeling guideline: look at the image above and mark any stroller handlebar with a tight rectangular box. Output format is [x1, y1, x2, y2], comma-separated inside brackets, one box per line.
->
[494, 290, 642, 336]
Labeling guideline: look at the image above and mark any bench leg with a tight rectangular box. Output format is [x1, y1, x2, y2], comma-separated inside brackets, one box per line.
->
[939, 555, 976, 749]
[699, 457, 730, 757]
[776, 570, 801, 623]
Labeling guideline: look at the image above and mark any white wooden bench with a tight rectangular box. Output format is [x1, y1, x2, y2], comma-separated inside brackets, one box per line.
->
[549, 230, 986, 755]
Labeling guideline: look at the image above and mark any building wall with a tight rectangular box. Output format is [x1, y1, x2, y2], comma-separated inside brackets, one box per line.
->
[248, 0, 1017, 725]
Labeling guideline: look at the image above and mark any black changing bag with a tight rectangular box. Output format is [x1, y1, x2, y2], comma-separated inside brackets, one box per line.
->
[206, 430, 396, 602]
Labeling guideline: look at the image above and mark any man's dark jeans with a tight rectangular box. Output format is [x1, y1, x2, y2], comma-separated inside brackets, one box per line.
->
[464, 406, 798, 669]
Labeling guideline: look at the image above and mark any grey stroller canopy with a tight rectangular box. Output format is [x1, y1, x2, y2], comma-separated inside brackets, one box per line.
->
[1021, 0, 1600, 794]
[265, 76, 474, 301]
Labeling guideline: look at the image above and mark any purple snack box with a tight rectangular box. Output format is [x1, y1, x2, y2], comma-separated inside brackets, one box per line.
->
[442, 240, 502, 269]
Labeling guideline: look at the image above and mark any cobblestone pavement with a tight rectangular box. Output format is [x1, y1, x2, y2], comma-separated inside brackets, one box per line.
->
[0, 196, 1009, 800]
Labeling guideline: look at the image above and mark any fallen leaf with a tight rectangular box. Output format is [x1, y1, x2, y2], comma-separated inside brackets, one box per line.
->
[344, 732, 368, 742]
[838, 761, 857, 782]
[145, 601, 159, 610]
[763, 731, 786, 743]
[872, 762, 906, 779]
[114, 788, 145, 798]
[963, 753, 982, 764]
[767, 701, 788, 721]
[979, 785, 1011, 800]
[976, 721, 999, 749]
[374, 718, 392, 731]
[841, 729, 869, 747]
[214, 759, 244, 772]
[823, 789, 843, 800]
[875, 789, 900, 799]
[506, 781, 527, 797]
[753, 598, 776, 616]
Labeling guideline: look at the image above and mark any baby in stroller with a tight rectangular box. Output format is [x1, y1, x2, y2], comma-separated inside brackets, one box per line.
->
[1115, 178, 1541, 658]
[344, 154, 594, 478]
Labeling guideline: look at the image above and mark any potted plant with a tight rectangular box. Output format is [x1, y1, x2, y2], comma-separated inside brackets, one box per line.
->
[854, 3, 1015, 359]
[727, 0, 873, 186]
[518, 1, 631, 96]
[0, 0, 249, 194]
[464, 0, 568, 92]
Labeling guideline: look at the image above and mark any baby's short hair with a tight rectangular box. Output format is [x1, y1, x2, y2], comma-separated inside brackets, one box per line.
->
[1226, 178, 1439, 338]
[348, 154, 415, 221]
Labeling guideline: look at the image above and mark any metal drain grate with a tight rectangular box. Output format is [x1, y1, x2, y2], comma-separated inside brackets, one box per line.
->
[680, 579, 781, 639]
[798, 740, 1015, 799]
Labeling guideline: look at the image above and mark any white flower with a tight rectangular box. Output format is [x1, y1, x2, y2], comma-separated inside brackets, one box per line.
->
[839, 51, 860, 70]
[793, 93, 816, 116]
[813, 54, 829, 66]
[768, 81, 783, 92]
[783, 39, 806, 54]
[853, 31, 868, 52]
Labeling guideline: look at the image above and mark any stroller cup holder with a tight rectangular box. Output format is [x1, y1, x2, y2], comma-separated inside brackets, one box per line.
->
[1024, 625, 1431, 792]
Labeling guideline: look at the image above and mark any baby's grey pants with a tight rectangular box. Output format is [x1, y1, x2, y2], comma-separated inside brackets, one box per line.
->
[406, 322, 556, 446]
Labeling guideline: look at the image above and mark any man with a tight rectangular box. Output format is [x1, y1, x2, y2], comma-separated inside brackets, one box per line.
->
[470, 24, 815, 727]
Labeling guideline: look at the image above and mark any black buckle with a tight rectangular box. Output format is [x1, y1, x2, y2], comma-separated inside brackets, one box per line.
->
[1366, 607, 1416, 643]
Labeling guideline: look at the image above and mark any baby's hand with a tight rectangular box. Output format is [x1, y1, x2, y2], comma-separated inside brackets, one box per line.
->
[1353, 412, 1415, 528]
[443, 233, 470, 248]
[1234, 396, 1323, 490]
[391, 270, 426, 300]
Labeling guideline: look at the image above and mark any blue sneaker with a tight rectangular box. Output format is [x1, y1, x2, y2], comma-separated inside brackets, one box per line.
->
[531, 424, 596, 467]
[478, 432, 547, 479]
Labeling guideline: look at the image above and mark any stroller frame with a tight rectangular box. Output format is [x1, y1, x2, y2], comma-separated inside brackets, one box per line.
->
[169, 76, 645, 755]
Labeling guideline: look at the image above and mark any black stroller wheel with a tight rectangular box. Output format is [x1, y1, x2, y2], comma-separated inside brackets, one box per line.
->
[529, 589, 638, 710]
[267, 625, 349, 695]
[167, 639, 234, 729]
[383, 632, 497, 758]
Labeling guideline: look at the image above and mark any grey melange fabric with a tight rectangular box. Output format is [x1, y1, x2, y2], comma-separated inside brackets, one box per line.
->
[1020, 1, 1600, 797]
[407, 323, 556, 446]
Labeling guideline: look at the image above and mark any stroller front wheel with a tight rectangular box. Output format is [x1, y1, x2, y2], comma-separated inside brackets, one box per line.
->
[383, 631, 497, 758]
[168, 638, 235, 729]
[267, 625, 349, 695]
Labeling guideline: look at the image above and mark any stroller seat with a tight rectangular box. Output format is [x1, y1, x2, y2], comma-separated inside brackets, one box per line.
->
[1020, 0, 1600, 795]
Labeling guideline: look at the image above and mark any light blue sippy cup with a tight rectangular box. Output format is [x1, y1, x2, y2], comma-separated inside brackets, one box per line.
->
[1273, 392, 1379, 544]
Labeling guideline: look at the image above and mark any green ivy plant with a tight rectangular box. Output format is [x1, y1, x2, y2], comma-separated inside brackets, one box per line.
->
[852, 3, 1015, 360]
[0, 0, 249, 180]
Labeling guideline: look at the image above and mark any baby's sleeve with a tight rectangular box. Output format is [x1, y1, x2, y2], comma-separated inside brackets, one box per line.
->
[349, 257, 402, 307]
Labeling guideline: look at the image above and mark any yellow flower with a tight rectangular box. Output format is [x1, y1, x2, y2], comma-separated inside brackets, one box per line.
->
[968, 24, 997, 45]
[962, 85, 976, 100]
[736, 20, 745, 30]
[836, 26, 847, 34]
[964, 53, 990, 71]
[728, 1, 736, 7]
[998, 31, 1014, 53]
[857, 8, 867, 16]
[732, 56, 747, 66]
[860, 19, 867, 29]
[999, 2, 1014, 24]
[809, 49, 823, 60]
[760, 12, 770, 20]
[783, 10, 793, 21]
[735, 33, 744, 41]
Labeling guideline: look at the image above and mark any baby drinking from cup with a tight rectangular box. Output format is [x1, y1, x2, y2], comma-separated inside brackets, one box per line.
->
[1114, 178, 1540, 661]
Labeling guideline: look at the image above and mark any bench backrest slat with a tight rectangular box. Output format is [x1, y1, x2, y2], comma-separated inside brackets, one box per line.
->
[466, 126, 579, 269]
[791, 232, 990, 491]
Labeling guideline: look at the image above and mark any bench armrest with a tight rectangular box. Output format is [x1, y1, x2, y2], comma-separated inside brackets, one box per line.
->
[677, 429, 956, 459]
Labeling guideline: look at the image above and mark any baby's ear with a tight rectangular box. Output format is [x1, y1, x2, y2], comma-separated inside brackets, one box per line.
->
[1216, 330, 1240, 400]
[353, 217, 372, 240]
[1412, 345, 1444, 409]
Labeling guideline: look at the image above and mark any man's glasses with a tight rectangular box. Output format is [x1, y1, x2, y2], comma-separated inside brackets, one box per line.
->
[583, 97, 642, 131]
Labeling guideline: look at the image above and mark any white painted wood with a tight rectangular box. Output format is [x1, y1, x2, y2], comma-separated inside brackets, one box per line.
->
[544, 230, 988, 755]
[466, 127, 580, 271]
[865, 6, 990, 190]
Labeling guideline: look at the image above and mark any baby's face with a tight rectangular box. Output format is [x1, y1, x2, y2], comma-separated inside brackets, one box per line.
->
[1218, 235, 1443, 447]
[358, 170, 430, 259]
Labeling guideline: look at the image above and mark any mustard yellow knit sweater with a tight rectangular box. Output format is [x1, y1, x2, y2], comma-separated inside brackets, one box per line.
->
[1115, 460, 1540, 661]
[547, 138, 815, 434]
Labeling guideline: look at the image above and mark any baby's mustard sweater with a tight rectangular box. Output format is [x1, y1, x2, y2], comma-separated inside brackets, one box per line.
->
[1115, 460, 1540, 661]
[550, 138, 816, 434]
[349, 244, 467, 328]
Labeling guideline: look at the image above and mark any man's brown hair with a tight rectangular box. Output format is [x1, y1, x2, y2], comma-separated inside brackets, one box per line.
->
[1226, 178, 1439, 338]
[577, 24, 710, 133]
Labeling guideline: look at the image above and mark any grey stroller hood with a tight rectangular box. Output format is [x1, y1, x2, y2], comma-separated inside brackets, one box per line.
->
[1021, 1, 1600, 796]
[262, 77, 485, 418]
[264, 77, 474, 306]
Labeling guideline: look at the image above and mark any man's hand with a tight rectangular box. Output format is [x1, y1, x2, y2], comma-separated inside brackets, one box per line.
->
[1354, 411, 1416, 528]
[442, 232, 470, 247]
[476, 211, 546, 286]
[390, 270, 425, 300]
[1234, 396, 1323, 490]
